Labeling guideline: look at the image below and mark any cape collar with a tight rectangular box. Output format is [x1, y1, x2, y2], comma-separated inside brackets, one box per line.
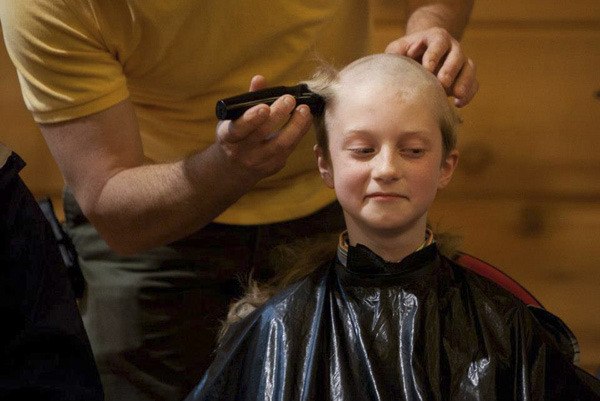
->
[336, 229, 435, 275]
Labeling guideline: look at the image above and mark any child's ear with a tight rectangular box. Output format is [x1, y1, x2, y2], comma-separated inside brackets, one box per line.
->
[438, 149, 459, 189]
[314, 145, 334, 188]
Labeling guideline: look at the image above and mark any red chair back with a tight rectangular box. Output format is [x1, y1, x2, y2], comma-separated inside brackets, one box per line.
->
[455, 253, 543, 308]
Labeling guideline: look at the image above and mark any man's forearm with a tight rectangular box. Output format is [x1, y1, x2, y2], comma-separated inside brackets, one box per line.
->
[86, 143, 260, 255]
[38, 99, 259, 256]
[406, 0, 474, 39]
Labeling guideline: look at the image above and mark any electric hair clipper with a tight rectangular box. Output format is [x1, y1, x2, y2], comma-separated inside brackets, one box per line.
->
[215, 84, 325, 120]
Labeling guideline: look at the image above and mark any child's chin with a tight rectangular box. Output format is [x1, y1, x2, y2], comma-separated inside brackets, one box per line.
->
[368, 221, 410, 233]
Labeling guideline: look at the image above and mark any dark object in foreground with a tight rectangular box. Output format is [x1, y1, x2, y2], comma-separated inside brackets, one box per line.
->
[215, 84, 325, 120]
[37, 197, 86, 299]
[185, 243, 600, 401]
[0, 147, 103, 401]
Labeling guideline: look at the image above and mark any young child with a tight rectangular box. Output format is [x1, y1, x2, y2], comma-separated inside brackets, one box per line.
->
[185, 54, 600, 401]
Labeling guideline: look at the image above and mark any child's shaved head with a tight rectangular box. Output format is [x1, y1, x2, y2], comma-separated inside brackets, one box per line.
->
[306, 54, 460, 160]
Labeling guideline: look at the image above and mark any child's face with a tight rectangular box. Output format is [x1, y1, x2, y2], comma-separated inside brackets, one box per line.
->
[316, 82, 458, 243]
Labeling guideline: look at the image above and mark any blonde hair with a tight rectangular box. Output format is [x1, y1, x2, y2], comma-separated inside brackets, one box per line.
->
[219, 234, 338, 341]
[219, 54, 462, 341]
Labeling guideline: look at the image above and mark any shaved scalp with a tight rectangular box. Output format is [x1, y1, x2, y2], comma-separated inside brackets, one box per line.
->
[305, 54, 460, 158]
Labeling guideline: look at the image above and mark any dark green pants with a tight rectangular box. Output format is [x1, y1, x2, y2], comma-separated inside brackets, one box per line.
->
[63, 190, 343, 401]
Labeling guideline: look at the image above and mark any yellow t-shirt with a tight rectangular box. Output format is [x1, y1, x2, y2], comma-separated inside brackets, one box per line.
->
[0, 0, 371, 224]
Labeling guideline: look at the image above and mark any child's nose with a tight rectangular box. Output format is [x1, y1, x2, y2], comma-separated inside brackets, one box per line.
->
[372, 151, 400, 182]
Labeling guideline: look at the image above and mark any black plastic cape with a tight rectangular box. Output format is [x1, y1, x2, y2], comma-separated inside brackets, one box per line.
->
[185, 243, 600, 401]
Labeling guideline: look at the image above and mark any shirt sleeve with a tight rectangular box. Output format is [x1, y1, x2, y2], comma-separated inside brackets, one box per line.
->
[0, 0, 129, 123]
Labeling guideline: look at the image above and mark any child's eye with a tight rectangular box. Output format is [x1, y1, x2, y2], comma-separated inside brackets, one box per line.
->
[402, 148, 425, 158]
[349, 147, 375, 156]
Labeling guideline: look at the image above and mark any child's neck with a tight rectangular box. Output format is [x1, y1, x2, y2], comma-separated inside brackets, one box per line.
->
[346, 222, 429, 263]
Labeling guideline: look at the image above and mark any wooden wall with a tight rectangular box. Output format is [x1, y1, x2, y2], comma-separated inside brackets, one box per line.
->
[371, 0, 600, 373]
[0, 32, 64, 203]
[1, 1, 599, 374]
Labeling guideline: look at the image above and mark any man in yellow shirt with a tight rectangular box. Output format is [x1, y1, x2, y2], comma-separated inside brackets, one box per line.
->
[0, 1, 477, 400]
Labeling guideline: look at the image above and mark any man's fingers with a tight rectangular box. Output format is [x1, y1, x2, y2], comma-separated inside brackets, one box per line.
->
[220, 94, 298, 144]
[222, 105, 313, 179]
[385, 38, 411, 55]
[452, 59, 478, 107]
[436, 44, 465, 91]
[249, 75, 267, 92]
[220, 74, 270, 144]
[254, 95, 298, 140]
[219, 104, 270, 143]
[385, 36, 427, 61]
[263, 105, 312, 156]
[385, 27, 478, 107]
[420, 36, 451, 73]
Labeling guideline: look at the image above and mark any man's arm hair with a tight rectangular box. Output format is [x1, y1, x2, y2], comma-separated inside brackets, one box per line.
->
[405, 0, 475, 39]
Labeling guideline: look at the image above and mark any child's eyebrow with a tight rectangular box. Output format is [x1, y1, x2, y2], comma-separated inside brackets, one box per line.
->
[342, 129, 371, 138]
[340, 130, 374, 145]
[341, 129, 434, 143]
[398, 131, 434, 143]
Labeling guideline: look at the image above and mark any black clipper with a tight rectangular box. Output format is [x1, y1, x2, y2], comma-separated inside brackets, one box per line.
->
[215, 83, 325, 120]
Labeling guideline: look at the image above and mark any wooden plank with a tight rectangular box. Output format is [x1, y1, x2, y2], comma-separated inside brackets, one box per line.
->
[469, 0, 600, 24]
[429, 198, 600, 372]
[372, 0, 600, 25]
[0, 27, 64, 198]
